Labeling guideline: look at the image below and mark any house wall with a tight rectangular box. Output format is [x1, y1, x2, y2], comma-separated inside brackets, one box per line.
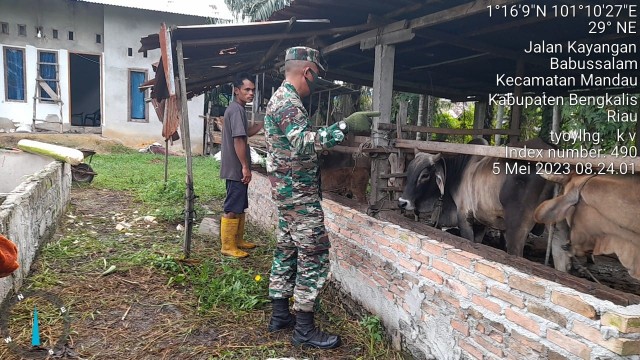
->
[0, 0, 103, 127]
[0, 0, 207, 154]
[247, 171, 640, 360]
[101, 6, 206, 153]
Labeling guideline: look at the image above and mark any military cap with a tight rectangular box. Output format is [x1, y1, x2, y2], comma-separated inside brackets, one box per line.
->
[285, 46, 326, 71]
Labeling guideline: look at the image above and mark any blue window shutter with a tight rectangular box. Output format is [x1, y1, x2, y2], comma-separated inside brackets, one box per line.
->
[130, 71, 146, 119]
[5, 48, 25, 101]
[39, 51, 57, 100]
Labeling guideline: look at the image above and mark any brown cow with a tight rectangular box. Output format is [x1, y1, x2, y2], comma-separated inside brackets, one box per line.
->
[319, 150, 370, 204]
[534, 174, 640, 279]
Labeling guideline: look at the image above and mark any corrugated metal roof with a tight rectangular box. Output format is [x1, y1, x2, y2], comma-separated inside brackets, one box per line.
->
[141, 18, 349, 98]
[80, 0, 231, 19]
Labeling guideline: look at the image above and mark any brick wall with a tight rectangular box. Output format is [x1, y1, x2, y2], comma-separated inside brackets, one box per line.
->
[0, 161, 72, 304]
[247, 172, 640, 359]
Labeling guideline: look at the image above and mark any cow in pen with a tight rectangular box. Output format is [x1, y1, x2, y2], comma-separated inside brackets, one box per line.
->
[535, 173, 640, 280]
[398, 138, 555, 256]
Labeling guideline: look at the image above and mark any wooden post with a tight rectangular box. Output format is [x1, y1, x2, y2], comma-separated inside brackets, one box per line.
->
[473, 100, 487, 140]
[176, 40, 195, 259]
[370, 44, 395, 208]
[416, 94, 426, 140]
[509, 58, 525, 143]
[495, 104, 504, 146]
[389, 101, 407, 200]
[552, 104, 561, 134]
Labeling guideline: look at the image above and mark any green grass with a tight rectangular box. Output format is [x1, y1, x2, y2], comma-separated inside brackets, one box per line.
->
[90, 151, 225, 222]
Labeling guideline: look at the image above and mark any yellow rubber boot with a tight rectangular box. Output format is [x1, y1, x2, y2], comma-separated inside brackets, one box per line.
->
[236, 213, 256, 249]
[220, 217, 248, 258]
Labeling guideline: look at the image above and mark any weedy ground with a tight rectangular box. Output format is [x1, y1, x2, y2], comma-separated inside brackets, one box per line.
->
[0, 142, 405, 360]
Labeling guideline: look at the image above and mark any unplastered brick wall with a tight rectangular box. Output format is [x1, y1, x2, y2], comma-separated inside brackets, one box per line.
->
[0, 161, 71, 304]
[247, 172, 640, 360]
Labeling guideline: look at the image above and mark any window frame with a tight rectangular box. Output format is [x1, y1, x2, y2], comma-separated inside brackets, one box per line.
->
[127, 68, 149, 123]
[3, 46, 27, 102]
[37, 50, 59, 103]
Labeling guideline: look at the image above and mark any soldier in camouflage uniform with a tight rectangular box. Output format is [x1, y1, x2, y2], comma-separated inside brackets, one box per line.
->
[265, 46, 346, 349]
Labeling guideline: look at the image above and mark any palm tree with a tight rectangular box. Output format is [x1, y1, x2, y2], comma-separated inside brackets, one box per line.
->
[224, 0, 291, 22]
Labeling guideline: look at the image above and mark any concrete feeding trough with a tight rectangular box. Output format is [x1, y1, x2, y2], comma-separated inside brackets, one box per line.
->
[0, 149, 72, 304]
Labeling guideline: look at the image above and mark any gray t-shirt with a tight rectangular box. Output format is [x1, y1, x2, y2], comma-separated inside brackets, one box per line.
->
[220, 101, 251, 181]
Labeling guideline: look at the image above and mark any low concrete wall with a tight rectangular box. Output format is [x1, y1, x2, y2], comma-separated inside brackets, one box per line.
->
[0, 160, 71, 303]
[248, 171, 640, 360]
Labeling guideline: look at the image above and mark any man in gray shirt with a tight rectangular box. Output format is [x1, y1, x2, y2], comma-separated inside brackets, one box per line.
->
[220, 73, 263, 258]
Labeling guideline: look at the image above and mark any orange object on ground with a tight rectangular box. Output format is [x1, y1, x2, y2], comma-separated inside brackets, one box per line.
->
[0, 234, 19, 278]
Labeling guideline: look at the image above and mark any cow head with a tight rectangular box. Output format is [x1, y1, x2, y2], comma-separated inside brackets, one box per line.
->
[398, 152, 445, 211]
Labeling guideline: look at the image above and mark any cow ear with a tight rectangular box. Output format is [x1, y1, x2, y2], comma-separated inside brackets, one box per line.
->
[435, 163, 445, 197]
[534, 187, 580, 223]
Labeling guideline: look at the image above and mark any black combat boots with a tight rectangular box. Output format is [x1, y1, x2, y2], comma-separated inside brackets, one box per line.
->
[268, 298, 296, 332]
[291, 311, 342, 349]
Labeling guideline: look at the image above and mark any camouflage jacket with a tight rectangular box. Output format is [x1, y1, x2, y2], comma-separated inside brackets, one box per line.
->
[264, 81, 343, 206]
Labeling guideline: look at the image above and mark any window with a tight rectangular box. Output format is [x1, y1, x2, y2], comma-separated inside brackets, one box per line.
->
[96, 34, 101, 43]
[1, 22, 8, 34]
[68, 31, 74, 40]
[38, 51, 58, 101]
[18, 24, 26, 36]
[143, 50, 148, 58]
[4, 47, 26, 101]
[127, 47, 132, 57]
[52, 29, 58, 39]
[129, 70, 147, 122]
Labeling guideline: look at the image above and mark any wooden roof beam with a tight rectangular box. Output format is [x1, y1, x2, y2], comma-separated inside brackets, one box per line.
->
[322, 0, 522, 55]
[414, 28, 548, 67]
[180, 22, 379, 47]
[329, 68, 469, 97]
[257, 17, 297, 68]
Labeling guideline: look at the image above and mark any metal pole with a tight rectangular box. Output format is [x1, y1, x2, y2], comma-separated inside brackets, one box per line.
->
[176, 40, 195, 258]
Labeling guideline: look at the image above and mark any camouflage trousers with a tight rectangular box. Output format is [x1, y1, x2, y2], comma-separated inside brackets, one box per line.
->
[268, 201, 330, 313]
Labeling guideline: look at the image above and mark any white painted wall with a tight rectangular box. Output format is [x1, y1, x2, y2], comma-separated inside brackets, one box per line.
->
[101, 5, 206, 153]
[0, 0, 208, 153]
[0, 0, 103, 127]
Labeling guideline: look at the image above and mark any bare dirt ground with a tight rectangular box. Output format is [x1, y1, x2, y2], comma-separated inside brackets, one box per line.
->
[0, 186, 403, 360]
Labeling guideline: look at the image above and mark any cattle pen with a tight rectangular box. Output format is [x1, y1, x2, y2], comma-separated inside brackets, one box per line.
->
[140, 1, 640, 358]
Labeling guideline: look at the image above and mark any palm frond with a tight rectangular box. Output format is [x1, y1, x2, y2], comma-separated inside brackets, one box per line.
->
[251, 0, 292, 21]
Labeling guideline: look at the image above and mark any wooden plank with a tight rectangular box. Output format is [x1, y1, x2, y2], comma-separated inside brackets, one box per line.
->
[322, 0, 519, 54]
[38, 81, 60, 102]
[257, 17, 296, 67]
[416, 28, 548, 67]
[160, 23, 176, 96]
[380, 172, 407, 179]
[177, 41, 195, 258]
[409, 0, 519, 29]
[394, 139, 640, 170]
[510, 58, 525, 142]
[180, 22, 378, 47]
[379, 186, 404, 192]
[378, 123, 519, 135]
[323, 21, 408, 55]
[360, 29, 415, 50]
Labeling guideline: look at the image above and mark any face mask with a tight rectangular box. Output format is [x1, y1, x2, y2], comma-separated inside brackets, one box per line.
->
[305, 68, 319, 94]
